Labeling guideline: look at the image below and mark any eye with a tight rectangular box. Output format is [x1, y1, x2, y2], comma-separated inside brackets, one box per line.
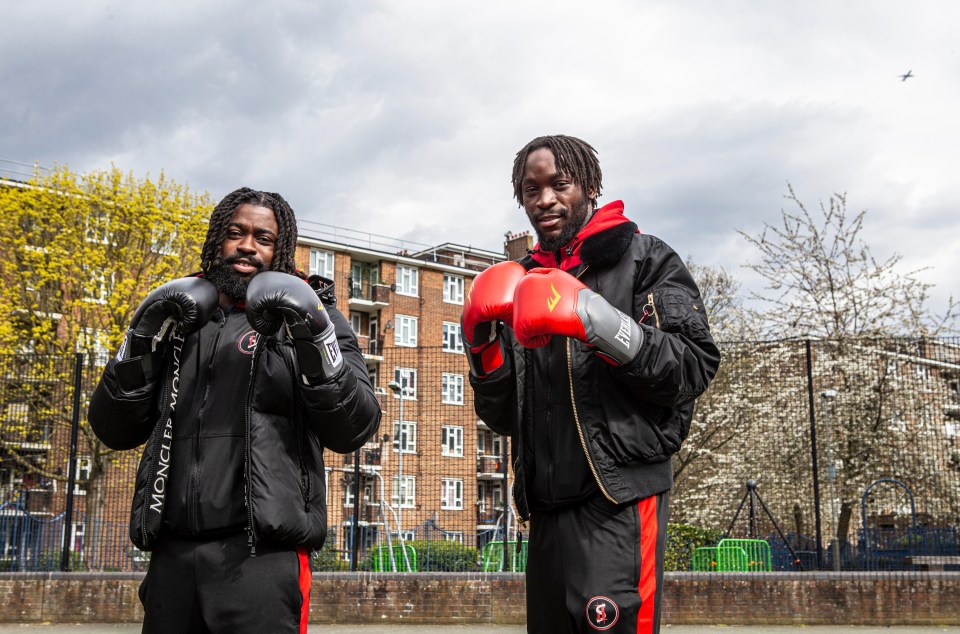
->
[226, 229, 243, 239]
[257, 236, 274, 245]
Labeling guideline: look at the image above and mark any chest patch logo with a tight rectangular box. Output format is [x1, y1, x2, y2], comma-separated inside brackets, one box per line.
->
[238, 329, 259, 355]
[585, 596, 619, 631]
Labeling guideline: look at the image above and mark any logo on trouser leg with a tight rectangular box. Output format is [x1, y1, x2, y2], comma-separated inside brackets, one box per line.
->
[586, 596, 619, 630]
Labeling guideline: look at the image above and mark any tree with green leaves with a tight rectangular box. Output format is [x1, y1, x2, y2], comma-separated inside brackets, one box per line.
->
[0, 164, 211, 568]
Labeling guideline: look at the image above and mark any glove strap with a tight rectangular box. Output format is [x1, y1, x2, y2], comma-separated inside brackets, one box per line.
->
[288, 323, 344, 383]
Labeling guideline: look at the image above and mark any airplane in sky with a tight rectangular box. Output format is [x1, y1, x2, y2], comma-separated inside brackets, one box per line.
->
[900, 70, 914, 81]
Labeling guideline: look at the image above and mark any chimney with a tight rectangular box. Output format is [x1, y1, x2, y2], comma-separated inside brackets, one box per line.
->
[503, 231, 533, 262]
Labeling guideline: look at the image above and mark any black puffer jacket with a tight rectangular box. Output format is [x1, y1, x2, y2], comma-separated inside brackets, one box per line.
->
[471, 202, 720, 518]
[88, 276, 381, 552]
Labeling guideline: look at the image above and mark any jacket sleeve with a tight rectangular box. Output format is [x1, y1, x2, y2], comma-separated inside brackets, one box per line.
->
[468, 324, 520, 437]
[611, 237, 721, 406]
[296, 305, 381, 454]
[87, 353, 164, 451]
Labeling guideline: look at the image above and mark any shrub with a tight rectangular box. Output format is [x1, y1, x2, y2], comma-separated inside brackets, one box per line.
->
[664, 523, 723, 572]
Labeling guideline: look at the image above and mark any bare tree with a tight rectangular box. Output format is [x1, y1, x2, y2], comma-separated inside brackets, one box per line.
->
[739, 184, 957, 338]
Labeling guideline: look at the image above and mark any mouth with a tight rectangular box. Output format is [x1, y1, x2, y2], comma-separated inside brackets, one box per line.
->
[536, 213, 563, 232]
[231, 259, 259, 274]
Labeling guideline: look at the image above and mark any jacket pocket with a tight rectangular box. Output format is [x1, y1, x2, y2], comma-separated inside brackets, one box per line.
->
[651, 282, 710, 340]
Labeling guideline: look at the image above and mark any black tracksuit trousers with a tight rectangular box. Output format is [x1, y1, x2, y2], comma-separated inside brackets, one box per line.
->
[139, 533, 311, 634]
[526, 491, 670, 633]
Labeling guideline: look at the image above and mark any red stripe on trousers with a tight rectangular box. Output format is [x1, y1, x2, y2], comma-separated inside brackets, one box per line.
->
[297, 547, 311, 634]
[636, 496, 658, 634]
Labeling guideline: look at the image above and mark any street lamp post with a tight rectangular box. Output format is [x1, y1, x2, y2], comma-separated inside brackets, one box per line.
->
[820, 389, 840, 571]
[387, 380, 408, 533]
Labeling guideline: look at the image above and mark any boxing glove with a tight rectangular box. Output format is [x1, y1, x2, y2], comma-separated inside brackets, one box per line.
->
[246, 271, 343, 382]
[115, 277, 219, 390]
[460, 261, 527, 377]
[512, 267, 643, 365]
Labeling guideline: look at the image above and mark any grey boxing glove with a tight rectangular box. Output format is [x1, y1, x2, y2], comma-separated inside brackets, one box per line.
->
[245, 271, 344, 382]
[115, 277, 218, 390]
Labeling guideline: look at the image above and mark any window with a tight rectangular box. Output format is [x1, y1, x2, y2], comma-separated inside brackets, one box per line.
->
[442, 322, 464, 354]
[442, 425, 464, 457]
[477, 428, 503, 456]
[343, 474, 374, 508]
[310, 249, 335, 278]
[73, 456, 92, 495]
[76, 329, 111, 367]
[441, 478, 464, 510]
[393, 367, 417, 399]
[443, 274, 464, 304]
[395, 315, 418, 347]
[349, 312, 362, 335]
[393, 420, 417, 453]
[392, 476, 416, 508]
[86, 272, 115, 304]
[396, 265, 419, 296]
[441, 373, 464, 405]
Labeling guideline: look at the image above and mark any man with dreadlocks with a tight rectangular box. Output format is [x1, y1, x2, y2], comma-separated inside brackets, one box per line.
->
[463, 136, 720, 633]
[89, 187, 381, 633]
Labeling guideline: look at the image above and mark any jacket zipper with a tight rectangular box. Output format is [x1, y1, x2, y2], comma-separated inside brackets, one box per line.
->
[566, 338, 618, 504]
[244, 336, 261, 556]
[189, 317, 225, 533]
[645, 292, 661, 329]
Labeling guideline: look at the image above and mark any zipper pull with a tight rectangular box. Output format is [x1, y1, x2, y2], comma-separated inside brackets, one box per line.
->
[516, 531, 524, 556]
[247, 530, 257, 557]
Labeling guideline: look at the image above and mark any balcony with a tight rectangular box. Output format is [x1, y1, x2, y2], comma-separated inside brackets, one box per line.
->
[343, 446, 382, 469]
[348, 279, 390, 313]
[355, 335, 385, 365]
[477, 455, 504, 479]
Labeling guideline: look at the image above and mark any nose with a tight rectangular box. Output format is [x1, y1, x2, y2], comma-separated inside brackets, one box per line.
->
[237, 233, 257, 254]
[536, 187, 557, 209]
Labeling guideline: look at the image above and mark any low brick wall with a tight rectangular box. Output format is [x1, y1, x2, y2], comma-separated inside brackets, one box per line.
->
[0, 572, 958, 625]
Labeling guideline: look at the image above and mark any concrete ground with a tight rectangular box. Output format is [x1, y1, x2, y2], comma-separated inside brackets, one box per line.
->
[0, 625, 957, 633]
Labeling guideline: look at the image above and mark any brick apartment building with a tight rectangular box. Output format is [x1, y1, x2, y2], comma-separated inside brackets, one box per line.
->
[293, 228, 535, 557]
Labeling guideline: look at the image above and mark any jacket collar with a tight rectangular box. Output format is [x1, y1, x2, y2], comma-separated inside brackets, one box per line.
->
[526, 200, 639, 271]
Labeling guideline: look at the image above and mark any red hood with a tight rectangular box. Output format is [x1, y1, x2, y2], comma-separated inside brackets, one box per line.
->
[530, 200, 637, 270]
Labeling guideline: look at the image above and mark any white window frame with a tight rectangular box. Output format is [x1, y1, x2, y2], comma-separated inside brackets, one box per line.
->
[441, 425, 464, 457]
[310, 249, 335, 278]
[395, 315, 418, 347]
[392, 475, 416, 508]
[349, 312, 362, 335]
[441, 373, 464, 405]
[396, 265, 419, 297]
[76, 328, 111, 367]
[442, 321, 464, 354]
[441, 478, 464, 510]
[393, 420, 417, 454]
[443, 274, 464, 305]
[393, 367, 417, 400]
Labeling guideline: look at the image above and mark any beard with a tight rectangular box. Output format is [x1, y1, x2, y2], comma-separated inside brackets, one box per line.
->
[532, 195, 593, 253]
[206, 254, 265, 301]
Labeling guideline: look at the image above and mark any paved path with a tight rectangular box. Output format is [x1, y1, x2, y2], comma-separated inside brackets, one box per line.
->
[0, 625, 958, 633]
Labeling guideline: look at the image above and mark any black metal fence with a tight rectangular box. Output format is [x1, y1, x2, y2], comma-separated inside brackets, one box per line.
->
[2, 337, 958, 575]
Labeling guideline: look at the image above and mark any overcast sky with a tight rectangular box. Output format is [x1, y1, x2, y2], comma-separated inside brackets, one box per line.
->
[2, 1, 958, 313]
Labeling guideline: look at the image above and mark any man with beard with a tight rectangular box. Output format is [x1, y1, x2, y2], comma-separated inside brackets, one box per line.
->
[88, 187, 381, 633]
[462, 136, 721, 633]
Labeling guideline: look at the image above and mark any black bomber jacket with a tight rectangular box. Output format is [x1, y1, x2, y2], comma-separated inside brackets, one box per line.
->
[88, 276, 381, 552]
[470, 203, 721, 519]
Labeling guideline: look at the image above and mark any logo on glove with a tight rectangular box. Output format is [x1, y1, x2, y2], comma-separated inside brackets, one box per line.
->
[546, 283, 562, 312]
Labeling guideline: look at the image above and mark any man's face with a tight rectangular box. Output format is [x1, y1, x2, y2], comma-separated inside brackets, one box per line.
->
[520, 148, 595, 252]
[206, 203, 278, 302]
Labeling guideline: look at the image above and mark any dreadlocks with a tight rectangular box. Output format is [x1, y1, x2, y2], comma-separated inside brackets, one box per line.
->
[512, 135, 603, 208]
[200, 187, 300, 276]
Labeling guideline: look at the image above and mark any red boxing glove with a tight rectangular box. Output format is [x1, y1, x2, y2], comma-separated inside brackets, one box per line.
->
[513, 268, 643, 365]
[460, 261, 527, 377]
